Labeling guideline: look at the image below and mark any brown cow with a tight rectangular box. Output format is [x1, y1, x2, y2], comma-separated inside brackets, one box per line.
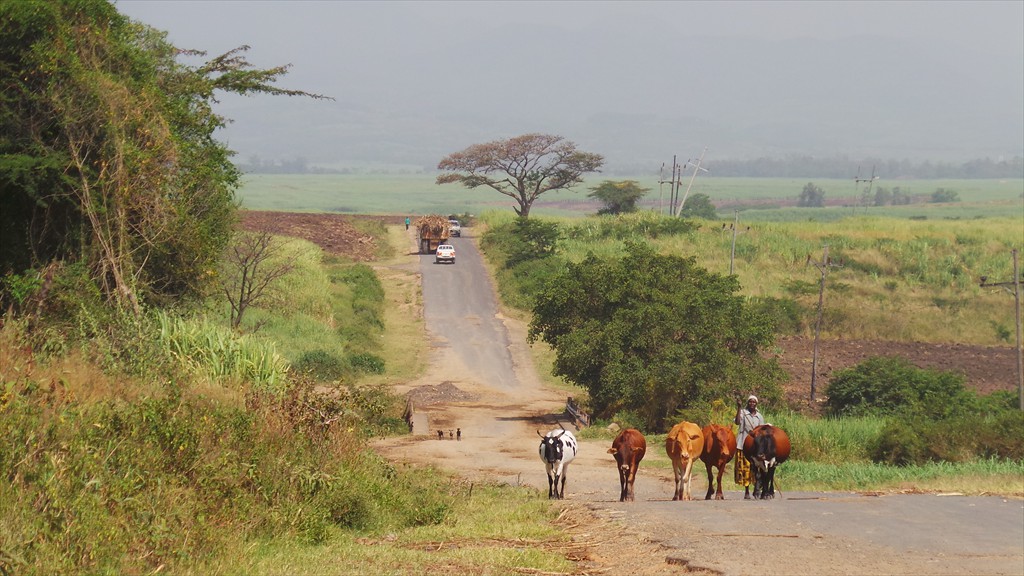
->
[665, 421, 704, 501]
[607, 428, 647, 502]
[742, 424, 791, 500]
[700, 423, 737, 500]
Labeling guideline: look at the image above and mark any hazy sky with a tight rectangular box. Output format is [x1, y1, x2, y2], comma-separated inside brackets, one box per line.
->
[115, 1, 1024, 168]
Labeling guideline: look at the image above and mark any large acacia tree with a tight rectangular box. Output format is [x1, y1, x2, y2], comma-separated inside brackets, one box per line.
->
[528, 241, 784, 431]
[0, 0, 326, 314]
[436, 133, 603, 219]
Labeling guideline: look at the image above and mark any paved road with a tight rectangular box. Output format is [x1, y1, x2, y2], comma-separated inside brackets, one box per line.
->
[418, 230, 520, 390]
[407, 230, 1024, 576]
[588, 489, 1024, 576]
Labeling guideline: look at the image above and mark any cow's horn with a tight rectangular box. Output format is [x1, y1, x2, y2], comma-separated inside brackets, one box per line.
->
[537, 430, 545, 438]
[554, 430, 565, 438]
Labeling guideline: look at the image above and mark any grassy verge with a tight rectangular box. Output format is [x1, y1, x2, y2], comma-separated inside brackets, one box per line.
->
[240, 482, 574, 575]
[0, 220, 583, 575]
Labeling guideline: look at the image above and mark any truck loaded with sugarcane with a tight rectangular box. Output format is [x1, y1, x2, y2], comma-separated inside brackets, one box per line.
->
[415, 215, 451, 254]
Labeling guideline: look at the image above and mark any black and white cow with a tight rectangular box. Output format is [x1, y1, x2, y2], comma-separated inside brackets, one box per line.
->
[537, 428, 578, 499]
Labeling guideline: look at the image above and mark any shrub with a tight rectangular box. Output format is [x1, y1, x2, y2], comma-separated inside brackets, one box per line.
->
[350, 352, 385, 374]
[870, 408, 1024, 466]
[871, 420, 933, 465]
[506, 219, 561, 267]
[825, 356, 974, 418]
[292, 349, 348, 381]
[501, 256, 569, 309]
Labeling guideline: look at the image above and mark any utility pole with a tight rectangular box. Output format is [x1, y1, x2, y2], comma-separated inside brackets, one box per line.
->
[725, 211, 749, 275]
[980, 248, 1023, 411]
[806, 244, 842, 402]
[853, 165, 878, 215]
[659, 157, 683, 216]
[658, 162, 666, 215]
[675, 147, 708, 217]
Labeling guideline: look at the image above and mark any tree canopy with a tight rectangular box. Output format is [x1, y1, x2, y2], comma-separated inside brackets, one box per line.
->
[436, 133, 603, 219]
[528, 241, 783, 431]
[0, 0, 327, 314]
[588, 180, 649, 215]
[680, 192, 718, 219]
[797, 182, 826, 207]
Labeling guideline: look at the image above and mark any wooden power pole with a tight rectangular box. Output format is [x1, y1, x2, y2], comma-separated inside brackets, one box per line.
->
[807, 245, 842, 402]
[980, 248, 1023, 411]
[675, 147, 708, 217]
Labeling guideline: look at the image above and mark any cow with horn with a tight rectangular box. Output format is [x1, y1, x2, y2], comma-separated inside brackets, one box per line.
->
[537, 428, 578, 499]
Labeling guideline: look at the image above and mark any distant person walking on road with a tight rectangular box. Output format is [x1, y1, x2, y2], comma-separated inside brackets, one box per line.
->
[734, 394, 765, 499]
[405, 217, 410, 230]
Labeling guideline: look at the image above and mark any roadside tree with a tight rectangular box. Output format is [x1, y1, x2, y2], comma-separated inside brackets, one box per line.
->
[681, 193, 718, 219]
[588, 180, 649, 215]
[0, 0, 327, 315]
[221, 231, 296, 329]
[436, 134, 603, 219]
[528, 241, 783, 431]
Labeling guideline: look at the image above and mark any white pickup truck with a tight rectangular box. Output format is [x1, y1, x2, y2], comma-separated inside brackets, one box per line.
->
[435, 244, 455, 264]
[448, 219, 462, 237]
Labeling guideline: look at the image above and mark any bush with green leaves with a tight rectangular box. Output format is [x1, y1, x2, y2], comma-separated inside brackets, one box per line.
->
[529, 241, 783, 431]
[292, 349, 348, 381]
[870, 409, 1024, 466]
[825, 356, 976, 418]
[483, 218, 562, 268]
[587, 180, 650, 215]
[350, 352, 386, 374]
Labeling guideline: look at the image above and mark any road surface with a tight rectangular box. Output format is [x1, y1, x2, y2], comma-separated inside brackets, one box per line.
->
[376, 228, 1024, 576]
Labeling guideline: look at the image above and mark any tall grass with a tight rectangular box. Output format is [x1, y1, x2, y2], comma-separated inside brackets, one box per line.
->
[483, 211, 1022, 345]
[770, 412, 887, 463]
[155, 311, 289, 393]
[781, 458, 1024, 494]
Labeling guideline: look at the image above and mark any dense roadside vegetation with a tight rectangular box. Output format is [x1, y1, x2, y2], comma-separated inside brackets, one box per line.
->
[0, 228, 580, 574]
[0, 2, 575, 573]
[477, 211, 1024, 494]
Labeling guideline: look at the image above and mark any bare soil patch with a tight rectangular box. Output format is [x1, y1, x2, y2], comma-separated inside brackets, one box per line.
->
[773, 336, 1019, 410]
[238, 210, 403, 262]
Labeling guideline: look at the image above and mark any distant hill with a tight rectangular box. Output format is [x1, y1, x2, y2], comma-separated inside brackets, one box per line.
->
[217, 32, 1023, 172]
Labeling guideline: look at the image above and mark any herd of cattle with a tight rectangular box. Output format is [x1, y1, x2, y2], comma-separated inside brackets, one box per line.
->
[538, 423, 791, 502]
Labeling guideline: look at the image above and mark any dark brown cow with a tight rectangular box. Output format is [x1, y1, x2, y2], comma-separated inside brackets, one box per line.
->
[607, 428, 647, 502]
[742, 424, 791, 500]
[699, 423, 737, 500]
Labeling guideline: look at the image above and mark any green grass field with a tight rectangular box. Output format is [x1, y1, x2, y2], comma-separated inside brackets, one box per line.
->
[236, 174, 1024, 220]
